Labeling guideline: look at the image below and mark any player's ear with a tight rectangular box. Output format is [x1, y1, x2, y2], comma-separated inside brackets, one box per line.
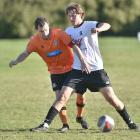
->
[81, 13, 85, 20]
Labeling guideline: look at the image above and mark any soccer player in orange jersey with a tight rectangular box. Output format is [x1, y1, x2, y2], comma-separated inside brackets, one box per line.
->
[27, 4, 139, 132]
[9, 16, 88, 132]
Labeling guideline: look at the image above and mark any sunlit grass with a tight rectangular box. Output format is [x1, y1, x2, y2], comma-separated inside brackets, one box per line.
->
[0, 37, 140, 140]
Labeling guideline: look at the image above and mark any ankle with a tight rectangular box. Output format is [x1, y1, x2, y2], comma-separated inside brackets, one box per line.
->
[63, 123, 69, 128]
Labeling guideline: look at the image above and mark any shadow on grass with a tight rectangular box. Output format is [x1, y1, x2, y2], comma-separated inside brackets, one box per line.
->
[0, 128, 61, 134]
[0, 128, 99, 134]
[0, 128, 129, 134]
[0, 128, 30, 133]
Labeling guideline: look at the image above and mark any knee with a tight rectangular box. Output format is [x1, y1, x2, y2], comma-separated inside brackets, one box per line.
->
[57, 92, 69, 104]
[60, 106, 67, 112]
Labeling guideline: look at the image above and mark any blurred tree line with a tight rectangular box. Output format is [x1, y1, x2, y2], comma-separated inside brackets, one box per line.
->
[0, 0, 140, 38]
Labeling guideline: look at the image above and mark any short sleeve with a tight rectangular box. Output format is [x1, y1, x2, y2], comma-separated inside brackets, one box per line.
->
[26, 36, 37, 53]
[89, 21, 98, 28]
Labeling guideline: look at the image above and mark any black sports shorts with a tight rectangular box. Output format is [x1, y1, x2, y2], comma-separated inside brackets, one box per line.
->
[50, 71, 71, 91]
[63, 69, 111, 94]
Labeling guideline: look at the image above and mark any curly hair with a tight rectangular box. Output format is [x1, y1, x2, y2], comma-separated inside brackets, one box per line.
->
[65, 3, 85, 19]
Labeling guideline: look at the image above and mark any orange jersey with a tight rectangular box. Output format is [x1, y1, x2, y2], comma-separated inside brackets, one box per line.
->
[27, 28, 73, 74]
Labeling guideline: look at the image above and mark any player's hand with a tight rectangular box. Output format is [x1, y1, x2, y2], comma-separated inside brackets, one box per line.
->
[72, 39, 82, 47]
[91, 28, 100, 34]
[9, 60, 17, 68]
[81, 59, 91, 74]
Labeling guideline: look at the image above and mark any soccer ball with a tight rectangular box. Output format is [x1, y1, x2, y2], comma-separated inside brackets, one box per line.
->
[97, 115, 115, 132]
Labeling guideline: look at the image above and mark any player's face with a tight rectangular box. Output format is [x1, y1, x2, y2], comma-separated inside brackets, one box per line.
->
[67, 9, 83, 26]
[37, 22, 50, 39]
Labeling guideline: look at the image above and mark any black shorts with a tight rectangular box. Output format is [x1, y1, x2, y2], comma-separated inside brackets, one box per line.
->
[51, 71, 71, 91]
[63, 69, 111, 94]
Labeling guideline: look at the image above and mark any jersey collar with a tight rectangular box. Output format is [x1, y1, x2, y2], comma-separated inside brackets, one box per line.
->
[74, 21, 84, 28]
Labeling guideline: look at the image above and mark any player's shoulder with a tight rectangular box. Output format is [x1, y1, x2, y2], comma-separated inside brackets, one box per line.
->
[65, 26, 74, 33]
[52, 28, 70, 40]
[84, 20, 98, 26]
[53, 28, 64, 33]
[29, 34, 39, 42]
[52, 28, 65, 35]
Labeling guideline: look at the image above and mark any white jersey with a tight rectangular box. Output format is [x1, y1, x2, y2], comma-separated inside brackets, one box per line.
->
[65, 21, 103, 71]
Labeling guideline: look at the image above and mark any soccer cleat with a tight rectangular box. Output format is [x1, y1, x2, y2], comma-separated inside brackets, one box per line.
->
[30, 123, 49, 132]
[128, 123, 140, 131]
[58, 124, 69, 133]
[76, 117, 88, 129]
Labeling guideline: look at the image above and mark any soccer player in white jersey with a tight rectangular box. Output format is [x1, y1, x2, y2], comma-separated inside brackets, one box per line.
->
[30, 3, 139, 132]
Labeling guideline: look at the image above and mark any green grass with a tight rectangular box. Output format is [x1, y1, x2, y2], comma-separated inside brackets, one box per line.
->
[0, 37, 140, 140]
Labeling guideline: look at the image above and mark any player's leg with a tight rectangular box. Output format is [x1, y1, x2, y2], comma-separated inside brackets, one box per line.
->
[55, 90, 69, 132]
[43, 86, 73, 129]
[100, 86, 139, 130]
[51, 72, 74, 132]
[30, 72, 73, 132]
[88, 69, 139, 130]
[76, 93, 86, 118]
[76, 93, 88, 129]
[53, 70, 86, 131]
[30, 86, 74, 132]
[30, 70, 86, 132]
[64, 69, 89, 129]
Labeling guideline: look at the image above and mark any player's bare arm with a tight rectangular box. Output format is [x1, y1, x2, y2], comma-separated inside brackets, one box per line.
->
[9, 49, 30, 68]
[73, 44, 91, 74]
[91, 22, 111, 33]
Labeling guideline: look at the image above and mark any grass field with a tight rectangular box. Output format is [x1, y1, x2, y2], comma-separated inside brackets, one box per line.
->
[0, 37, 140, 140]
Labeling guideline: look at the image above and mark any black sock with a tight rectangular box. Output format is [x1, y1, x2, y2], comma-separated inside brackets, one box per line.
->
[44, 106, 59, 125]
[63, 123, 69, 128]
[117, 106, 133, 125]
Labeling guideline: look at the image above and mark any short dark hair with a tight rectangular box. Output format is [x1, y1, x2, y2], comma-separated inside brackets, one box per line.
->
[34, 16, 49, 30]
[65, 3, 85, 19]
